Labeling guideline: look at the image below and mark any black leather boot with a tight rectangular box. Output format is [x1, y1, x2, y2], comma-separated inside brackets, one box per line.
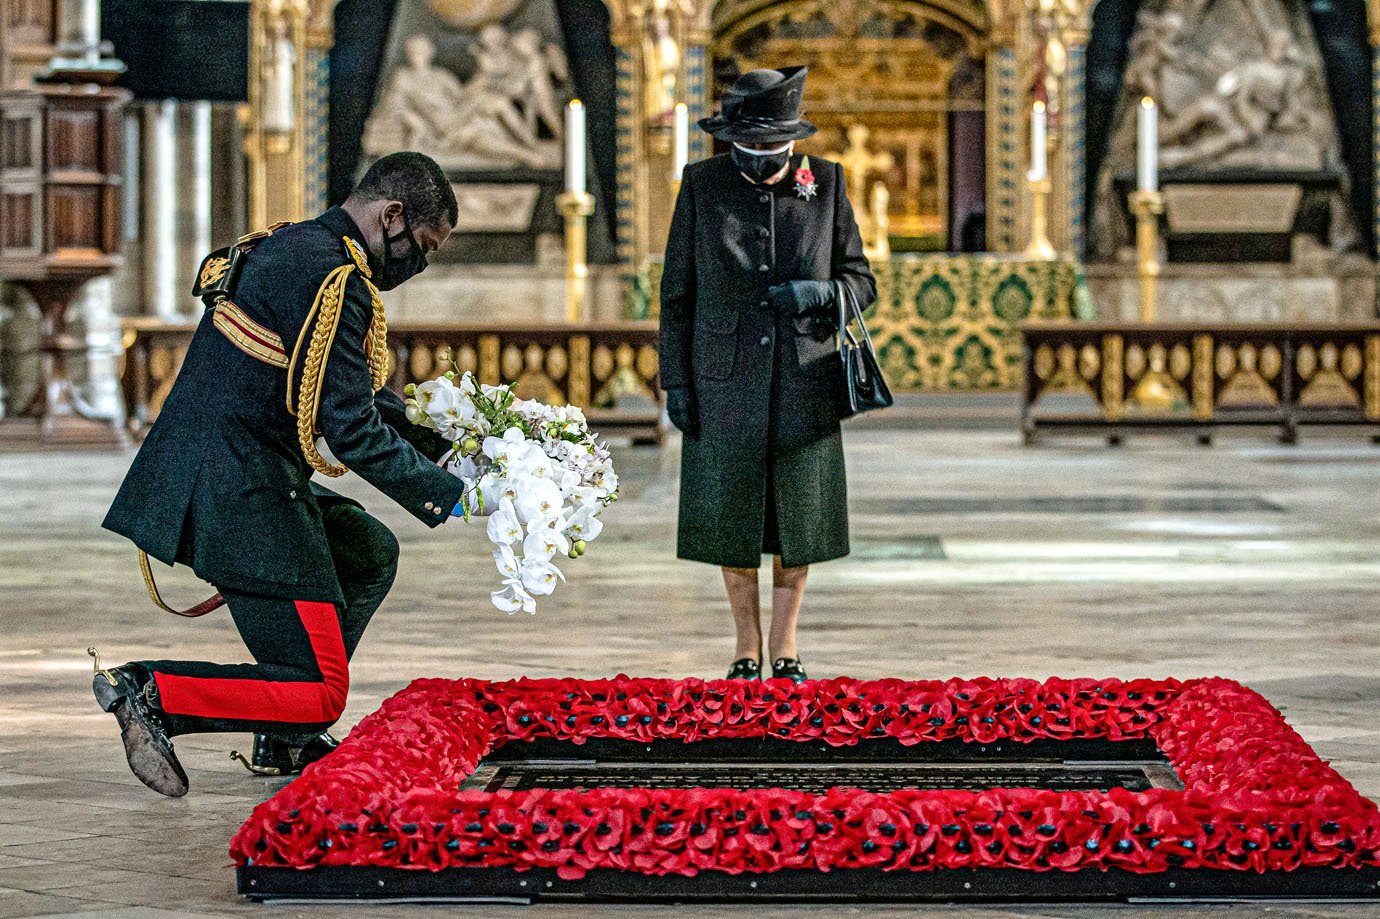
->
[234, 732, 341, 776]
[92, 665, 188, 797]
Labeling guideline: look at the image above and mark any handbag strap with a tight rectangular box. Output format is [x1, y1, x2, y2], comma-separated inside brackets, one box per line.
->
[835, 279, 876, 353]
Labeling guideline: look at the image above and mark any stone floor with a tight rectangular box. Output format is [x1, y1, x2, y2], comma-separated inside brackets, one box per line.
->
[4, 406, 1380, 917]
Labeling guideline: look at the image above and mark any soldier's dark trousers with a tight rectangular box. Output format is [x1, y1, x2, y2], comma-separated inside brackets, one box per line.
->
[137, 504, 400, 737]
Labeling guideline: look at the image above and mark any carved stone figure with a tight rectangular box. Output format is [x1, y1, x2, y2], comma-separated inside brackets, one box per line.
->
[1090, 0, 1351, 258]
[511, 28, 568, 139]
[363, 31, 563, 170]
[1158, 29, 1315, 168]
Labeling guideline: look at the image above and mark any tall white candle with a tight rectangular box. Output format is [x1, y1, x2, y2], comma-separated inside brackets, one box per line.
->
[1029, 101, 1047, 182]
[81, 0, 101, 54]
[1137, 96, 1158, 192]
[673, 102, 688, 181]
[565, 99, 586, 196]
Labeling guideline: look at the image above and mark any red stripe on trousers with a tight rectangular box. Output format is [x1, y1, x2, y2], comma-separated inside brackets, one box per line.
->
[154, 600, 349, 724]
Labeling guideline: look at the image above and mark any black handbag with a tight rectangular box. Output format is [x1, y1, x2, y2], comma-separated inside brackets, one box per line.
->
[835, 279, 893, 418]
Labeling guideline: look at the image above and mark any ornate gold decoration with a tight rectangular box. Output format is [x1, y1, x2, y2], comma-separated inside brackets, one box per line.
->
[1034, 344, 1055, 379]
[343, 237, 372, 277]
[1298, 339, 1361, 409]
[1128, 189, 1164, 321]
[1217, 342, 1278, 409]
[569, 336, 592, 408]
[289, 264, 353, 476]
[557, 190, 597, 323]
[213, 301, 290, 369]
[247, 0, 309, 227]
[479, 335, 502, 385]
[868, 254, 1084, 390]
[1365, 335, 1380, 420]
[1192, 333, 1214, 419]
[826, 124, 895, 259]
[712, 0, 985, 243]
[199, 255, 231, 289]
[1127, 341, 1185, 415]
[1102, 334, 1125, 420]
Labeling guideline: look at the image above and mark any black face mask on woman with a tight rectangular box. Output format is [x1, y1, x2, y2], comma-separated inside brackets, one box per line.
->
[373, 210, 427, 291]
[732, 142, 793, 184]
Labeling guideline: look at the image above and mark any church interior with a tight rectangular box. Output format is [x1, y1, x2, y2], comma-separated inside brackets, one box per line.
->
[4, 0, 1380, 913]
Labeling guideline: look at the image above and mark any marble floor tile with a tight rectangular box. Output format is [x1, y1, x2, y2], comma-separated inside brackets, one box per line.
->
[4, 423, 1380, 916]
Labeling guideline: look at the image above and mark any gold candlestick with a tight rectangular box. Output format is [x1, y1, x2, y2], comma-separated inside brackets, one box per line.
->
[1023, 176, 1056, 260]
[557, 190, 596, 323]
[1128, 189, 1164, 322]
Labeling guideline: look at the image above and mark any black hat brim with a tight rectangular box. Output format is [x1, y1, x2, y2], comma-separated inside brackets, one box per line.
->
[697, 115, 818, 144]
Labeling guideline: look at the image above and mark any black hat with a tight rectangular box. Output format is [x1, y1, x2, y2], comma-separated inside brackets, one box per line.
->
[698, 67, 817, 144]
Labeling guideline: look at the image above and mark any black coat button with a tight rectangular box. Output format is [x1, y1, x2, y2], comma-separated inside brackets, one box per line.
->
[759, 264, 769, 272]
[759, 194, 770, 203]
[758, 227, 769, 238]
[760, 335, 771, 346]
[759, 300, 769, 309]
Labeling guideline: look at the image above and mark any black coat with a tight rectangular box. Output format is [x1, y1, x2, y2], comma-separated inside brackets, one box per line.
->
[103, 207, 465, 604]
[659, 153, 875, 569]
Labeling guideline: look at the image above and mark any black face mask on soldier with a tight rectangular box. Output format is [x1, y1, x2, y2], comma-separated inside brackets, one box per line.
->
[732, 142, 793, 184]
[373, 210, 427, 291]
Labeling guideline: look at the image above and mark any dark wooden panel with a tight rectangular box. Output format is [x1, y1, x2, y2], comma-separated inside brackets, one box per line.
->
[3, 0, 54, 43]
[1, 191, 35, 250]
[48, 109, 100, 173]
[2, 114, 34, 170]
[47, 185, 100, 250]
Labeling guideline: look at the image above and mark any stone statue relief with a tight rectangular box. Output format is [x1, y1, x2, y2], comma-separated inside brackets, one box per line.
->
[363, 29, 567, 171]
[1090, 0, 1351, 257]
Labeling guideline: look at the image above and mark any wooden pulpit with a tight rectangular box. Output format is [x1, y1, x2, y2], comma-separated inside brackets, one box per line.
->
[0, 80, 130, 444]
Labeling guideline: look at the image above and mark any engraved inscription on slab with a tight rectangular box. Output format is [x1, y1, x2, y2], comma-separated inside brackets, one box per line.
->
[451, 183, 543, 233]
[1164, 184, 1302, 234]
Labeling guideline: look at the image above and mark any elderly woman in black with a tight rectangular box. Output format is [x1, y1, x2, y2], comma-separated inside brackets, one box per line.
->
[659, 67, 875, 682]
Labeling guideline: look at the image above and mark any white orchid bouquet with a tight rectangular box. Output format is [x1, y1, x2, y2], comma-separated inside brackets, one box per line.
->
[403, 370, 618, 614]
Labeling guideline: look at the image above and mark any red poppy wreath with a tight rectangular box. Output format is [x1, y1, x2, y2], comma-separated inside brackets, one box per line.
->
[232, 676, 1380, 878]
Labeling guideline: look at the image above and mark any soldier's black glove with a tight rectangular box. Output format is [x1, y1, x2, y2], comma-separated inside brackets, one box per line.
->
[767, 280, 835, 317]
[664, 387, 699, 438]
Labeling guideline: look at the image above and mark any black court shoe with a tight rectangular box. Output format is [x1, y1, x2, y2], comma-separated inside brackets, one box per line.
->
[725, 658, 762, 680]
[771, 658, 809, 683]
[92, 664, 189, 797]
[232, 732, 341, 776]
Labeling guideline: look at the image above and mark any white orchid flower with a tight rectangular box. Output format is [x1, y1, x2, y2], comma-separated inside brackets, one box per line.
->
[566, 505, 604, 543]
[486, 498, 522, 545]
[522, 525, 570, 561]
[518, 557, 565, 596]
[491, 580, 536, 614]
[493, 543, 519, 578]
[514, 477, 564, 523]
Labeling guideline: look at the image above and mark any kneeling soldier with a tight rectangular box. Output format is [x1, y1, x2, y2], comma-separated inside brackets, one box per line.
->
[95, 152, 465, 795]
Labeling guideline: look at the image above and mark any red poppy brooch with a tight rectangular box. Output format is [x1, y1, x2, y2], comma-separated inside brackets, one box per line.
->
[794, 156, 818, 200]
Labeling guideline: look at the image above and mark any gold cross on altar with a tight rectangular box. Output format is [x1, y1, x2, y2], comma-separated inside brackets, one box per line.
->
[827, 124, 895, 195]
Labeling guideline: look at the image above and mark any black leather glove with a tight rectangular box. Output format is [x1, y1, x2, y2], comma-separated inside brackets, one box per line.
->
[664, 387, 698, 437]
[767, 280, 835, 317]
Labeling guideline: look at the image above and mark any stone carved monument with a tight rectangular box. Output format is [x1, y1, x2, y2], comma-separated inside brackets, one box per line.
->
[1091, 0, 1351, 259]
[363, 29, 566, 171]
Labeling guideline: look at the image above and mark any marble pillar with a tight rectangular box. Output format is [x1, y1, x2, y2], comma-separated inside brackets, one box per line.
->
[176, 101, 212, 317]
[142, 100, 179, 320]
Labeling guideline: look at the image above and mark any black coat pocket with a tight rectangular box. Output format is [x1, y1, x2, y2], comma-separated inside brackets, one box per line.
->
[694, 310, 740, 381]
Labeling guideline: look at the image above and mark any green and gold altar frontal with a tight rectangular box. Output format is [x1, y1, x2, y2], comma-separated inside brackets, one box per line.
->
[634, 254, 1092, 392]
[870, 255, 1092, 391]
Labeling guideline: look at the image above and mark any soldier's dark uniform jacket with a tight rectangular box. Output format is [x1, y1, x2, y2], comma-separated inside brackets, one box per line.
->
[104, 207, 465, 607]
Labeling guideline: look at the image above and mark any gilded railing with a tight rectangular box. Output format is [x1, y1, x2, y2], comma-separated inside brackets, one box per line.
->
[1021, 320, 1380, 444]
[120, 318, 664, 443]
